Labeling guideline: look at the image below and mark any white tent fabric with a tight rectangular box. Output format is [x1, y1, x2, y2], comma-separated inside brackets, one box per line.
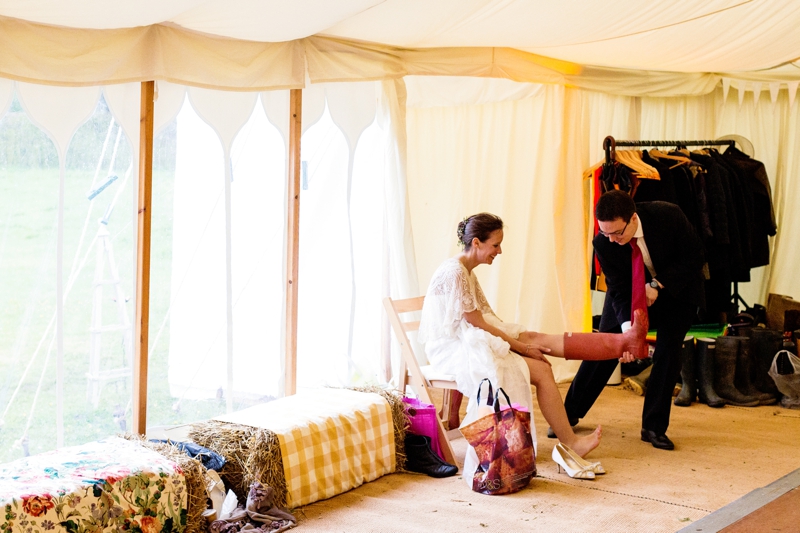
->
[2, 3, 800, 95]
[2, 1, 799, 73]
[3, 0, 800, 450]
[405, 75, 800, 381]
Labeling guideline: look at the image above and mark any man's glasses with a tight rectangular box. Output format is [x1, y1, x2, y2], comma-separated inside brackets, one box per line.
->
[599, 219, 629, 238]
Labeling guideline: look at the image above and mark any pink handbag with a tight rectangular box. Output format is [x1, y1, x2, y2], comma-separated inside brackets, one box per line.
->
[403, 396, 444, 460]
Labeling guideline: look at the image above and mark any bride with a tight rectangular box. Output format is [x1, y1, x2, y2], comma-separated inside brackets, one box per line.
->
[418, 212, 646, 458]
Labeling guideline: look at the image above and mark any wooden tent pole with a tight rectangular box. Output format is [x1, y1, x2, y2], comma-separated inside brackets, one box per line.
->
[284, 89, 302, 396]
[133, 81, 154, 434]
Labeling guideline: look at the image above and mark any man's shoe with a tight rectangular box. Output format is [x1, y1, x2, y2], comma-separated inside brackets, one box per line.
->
[404, 434, 458, 478]
[640, 429, 674, 450]
[547, 418, 579, 439]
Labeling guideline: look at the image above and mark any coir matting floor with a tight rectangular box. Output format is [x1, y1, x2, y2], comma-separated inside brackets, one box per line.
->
[678, 467, 800, 532]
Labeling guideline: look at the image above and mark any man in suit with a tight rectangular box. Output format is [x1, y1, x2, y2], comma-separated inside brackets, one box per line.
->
[563, 190, 706, 450]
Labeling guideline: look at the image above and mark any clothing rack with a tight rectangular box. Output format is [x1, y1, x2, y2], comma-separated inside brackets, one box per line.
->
[600, 135, 747, 318]
[602, 135, 735, 165]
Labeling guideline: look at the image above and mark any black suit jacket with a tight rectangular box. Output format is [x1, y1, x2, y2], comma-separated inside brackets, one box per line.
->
[593, 202, 706, 328]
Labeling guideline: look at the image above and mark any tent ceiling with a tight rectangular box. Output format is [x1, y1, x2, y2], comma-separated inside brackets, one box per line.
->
[2, 0, 799, 73]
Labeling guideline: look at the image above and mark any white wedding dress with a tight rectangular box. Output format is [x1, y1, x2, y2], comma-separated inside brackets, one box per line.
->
[418, 257, 536, 481]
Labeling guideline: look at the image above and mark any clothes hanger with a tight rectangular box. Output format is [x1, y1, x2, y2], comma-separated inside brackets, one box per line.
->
[582, 159, 604, 181]
[616, 149, 659, 179]
[649, 148, 692, 169]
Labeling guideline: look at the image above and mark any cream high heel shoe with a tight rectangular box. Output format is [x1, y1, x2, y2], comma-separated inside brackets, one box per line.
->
[552, 443, 595, 480]
[558, 443, 606, 475]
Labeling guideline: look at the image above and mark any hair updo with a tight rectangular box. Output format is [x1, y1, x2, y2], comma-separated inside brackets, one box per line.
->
[457, 213, 503, 250]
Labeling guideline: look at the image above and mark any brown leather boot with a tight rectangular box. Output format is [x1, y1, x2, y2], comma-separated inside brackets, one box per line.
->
[564, 309, 649, 360]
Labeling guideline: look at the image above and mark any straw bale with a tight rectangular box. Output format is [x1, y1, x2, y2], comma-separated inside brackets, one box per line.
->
[188, 421, 288, 509]
[344, 385, 409, 471]
[187, 387, 408, 510]
[121, 434, 207, 533]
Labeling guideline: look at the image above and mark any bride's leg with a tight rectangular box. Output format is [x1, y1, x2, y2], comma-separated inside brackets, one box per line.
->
[523, 357, 601, 457]
[518, 331, 564, 357]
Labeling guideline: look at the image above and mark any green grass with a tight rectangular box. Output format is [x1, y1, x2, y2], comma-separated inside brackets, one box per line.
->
[0, 163, 242, 462]
[0, 100, 282, 463]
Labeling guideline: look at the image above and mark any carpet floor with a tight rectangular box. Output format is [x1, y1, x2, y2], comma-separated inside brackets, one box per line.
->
[293, 383, 800, 533]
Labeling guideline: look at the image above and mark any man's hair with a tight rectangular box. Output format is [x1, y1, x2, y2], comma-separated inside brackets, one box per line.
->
[595, 190, 636, 222]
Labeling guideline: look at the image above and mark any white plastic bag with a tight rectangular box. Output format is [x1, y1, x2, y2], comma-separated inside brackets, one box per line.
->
[219, 489, 239, 520]
[768, 350, 800, 409]
[460, 377, 537, 489]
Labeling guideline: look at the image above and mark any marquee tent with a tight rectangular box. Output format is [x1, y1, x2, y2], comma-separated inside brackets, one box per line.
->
[1, 0, 800, 456]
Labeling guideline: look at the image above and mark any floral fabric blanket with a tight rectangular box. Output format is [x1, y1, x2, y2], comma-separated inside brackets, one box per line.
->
[0, 436, 187, 533]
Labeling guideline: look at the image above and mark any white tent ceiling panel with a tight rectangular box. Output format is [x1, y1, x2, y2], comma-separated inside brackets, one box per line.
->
[170, 0, 384, 42]
[4, 2, 800, 93]
[326, 0, 800, 73]
[0, 0, 204, 29]
[520, 0, 800, 72]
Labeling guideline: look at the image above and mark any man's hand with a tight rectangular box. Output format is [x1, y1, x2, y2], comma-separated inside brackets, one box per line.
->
[523, 344, 552, 366]
[645, 284, 659, 306]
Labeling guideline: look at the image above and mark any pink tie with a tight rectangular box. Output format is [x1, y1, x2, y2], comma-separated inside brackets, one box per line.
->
[630, 238, 648, 330]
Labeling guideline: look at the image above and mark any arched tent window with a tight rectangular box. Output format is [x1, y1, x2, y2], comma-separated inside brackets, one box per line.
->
[0, 82, 140, 459]
[147, 84, 289, 427]
[296, 82, 388, 389]
[0, 78, 419, 455]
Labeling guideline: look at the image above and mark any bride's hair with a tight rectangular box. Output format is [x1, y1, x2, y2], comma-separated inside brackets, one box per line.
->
[457, 213, 503, 250]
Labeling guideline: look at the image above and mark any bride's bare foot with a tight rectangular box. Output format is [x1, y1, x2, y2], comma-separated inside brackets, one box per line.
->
[565, 425, 602, 458]
[624, 309, 649, 359]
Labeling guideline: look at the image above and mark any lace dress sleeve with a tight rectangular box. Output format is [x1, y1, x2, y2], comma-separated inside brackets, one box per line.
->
[418, 258, 477, 343]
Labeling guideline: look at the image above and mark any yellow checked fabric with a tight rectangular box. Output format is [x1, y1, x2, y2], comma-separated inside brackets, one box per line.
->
[215, 388, 396, 507]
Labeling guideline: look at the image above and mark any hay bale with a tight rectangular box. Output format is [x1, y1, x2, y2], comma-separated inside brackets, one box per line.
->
[189, 387, 408, 509]
[345, 385, 409, 471]
[188, 422, 287, 509]
[121, 434, 207, 533]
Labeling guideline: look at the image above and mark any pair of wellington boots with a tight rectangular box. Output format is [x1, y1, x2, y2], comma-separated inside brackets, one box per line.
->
[675, 338, 726, 408]
[713, 336, 776, 406]
[749, 328, 784, 396]
[563, 309, 649, 361]
[673, 336, 701, 406]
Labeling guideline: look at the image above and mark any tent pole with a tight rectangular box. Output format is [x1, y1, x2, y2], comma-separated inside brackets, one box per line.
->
[284, 89, 302, 396]
[134, 81, 154, 434]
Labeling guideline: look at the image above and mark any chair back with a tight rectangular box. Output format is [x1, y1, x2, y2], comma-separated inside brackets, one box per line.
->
[383, 296, 426, 391]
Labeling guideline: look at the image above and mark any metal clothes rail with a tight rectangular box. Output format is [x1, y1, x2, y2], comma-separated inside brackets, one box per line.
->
[602, 135, 735, 164]
[599, 135, 747, 317]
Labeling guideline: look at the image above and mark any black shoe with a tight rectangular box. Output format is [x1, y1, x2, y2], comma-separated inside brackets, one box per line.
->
[547, 418, 579, 439]
[404, 435, 458, 478]
[640, 429, 674, 450]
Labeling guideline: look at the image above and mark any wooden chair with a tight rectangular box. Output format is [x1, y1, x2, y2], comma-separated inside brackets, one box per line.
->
[383, 295, 460, 466]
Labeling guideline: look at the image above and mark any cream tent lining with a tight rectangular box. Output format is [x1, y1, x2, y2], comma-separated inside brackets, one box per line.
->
[2, 12, 800, 97]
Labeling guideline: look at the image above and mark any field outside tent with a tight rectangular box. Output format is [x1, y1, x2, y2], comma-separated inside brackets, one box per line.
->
[0, 96, 232, 461]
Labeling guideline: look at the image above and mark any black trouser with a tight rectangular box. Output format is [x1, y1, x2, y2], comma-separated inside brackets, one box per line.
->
[564, 292, 695, 435]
